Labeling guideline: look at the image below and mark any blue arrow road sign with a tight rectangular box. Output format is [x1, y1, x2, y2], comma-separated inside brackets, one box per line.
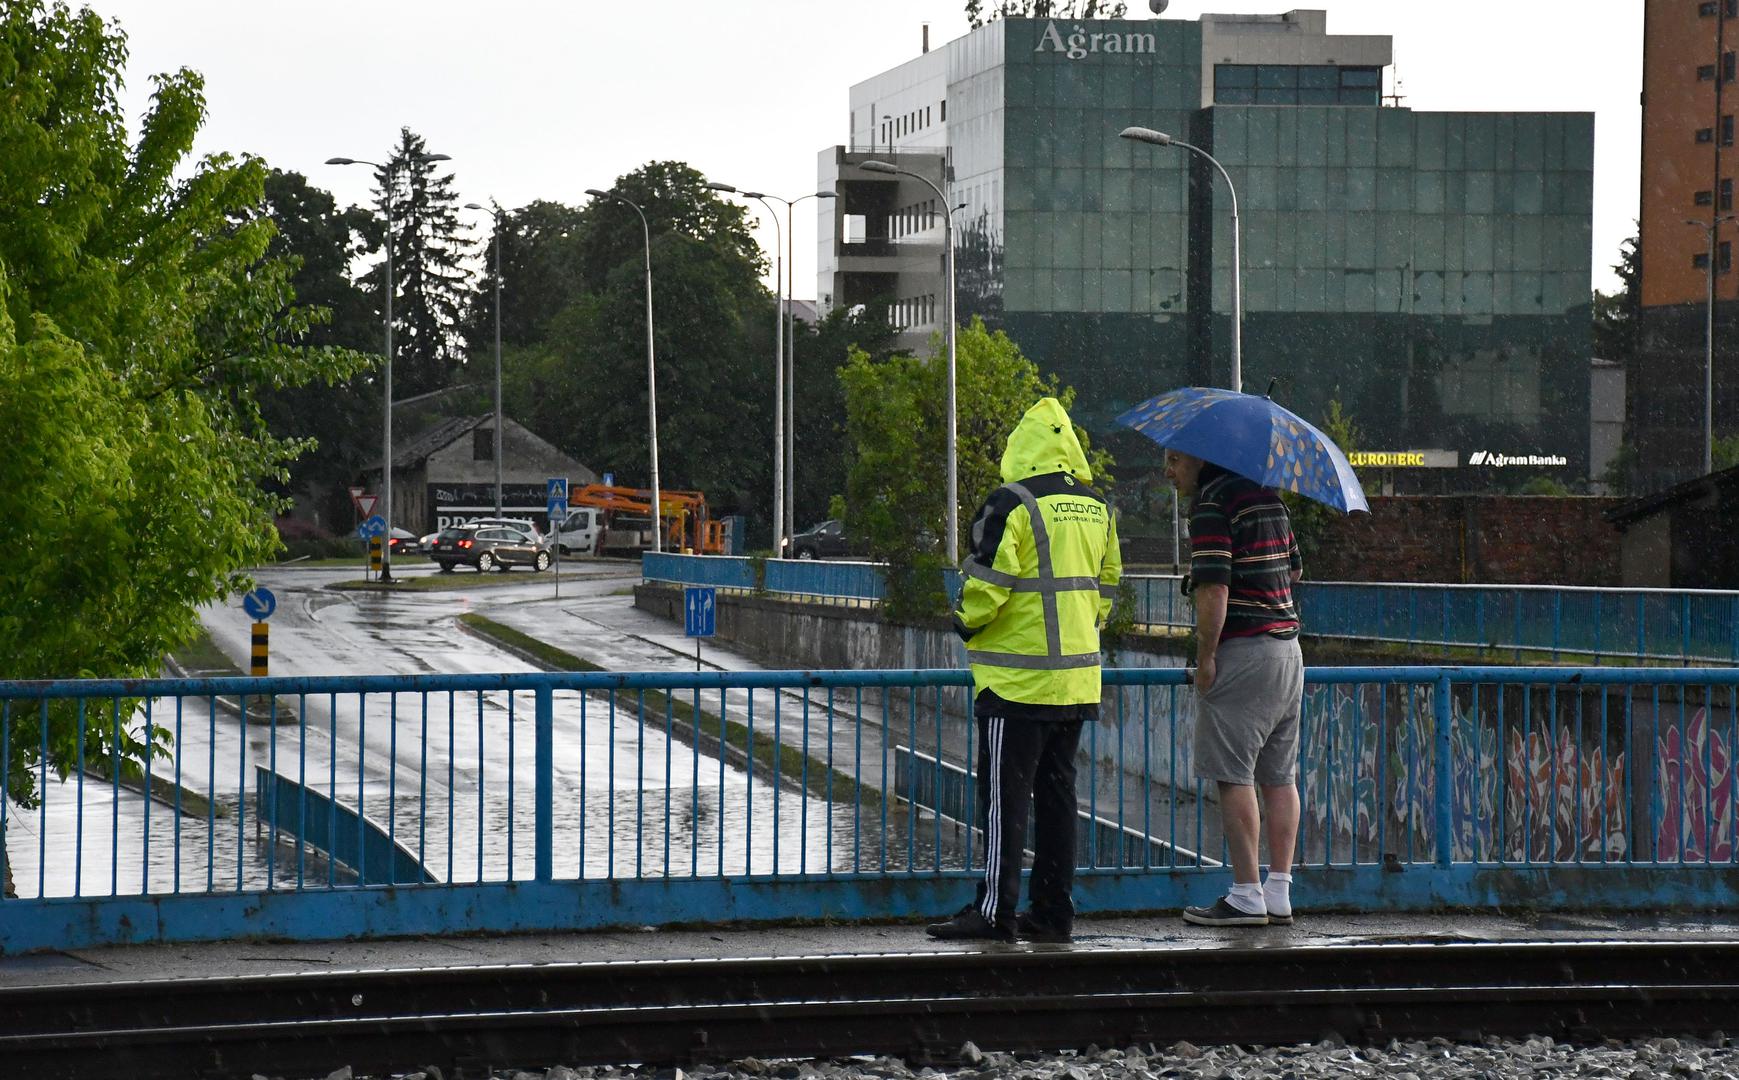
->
[241, 586, 277, 621]
[547, 476, 568, 519]
[684, 587, 716, 638]
[358, 514, 387, 539]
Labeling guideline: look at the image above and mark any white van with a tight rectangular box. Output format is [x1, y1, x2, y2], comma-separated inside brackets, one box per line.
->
[552, 507, 602, 556]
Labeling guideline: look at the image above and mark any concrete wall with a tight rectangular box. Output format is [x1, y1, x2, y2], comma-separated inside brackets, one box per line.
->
[1309, 495, 1625, 586]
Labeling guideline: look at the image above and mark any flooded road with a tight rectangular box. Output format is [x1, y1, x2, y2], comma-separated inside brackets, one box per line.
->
[6, 563, 959, 898]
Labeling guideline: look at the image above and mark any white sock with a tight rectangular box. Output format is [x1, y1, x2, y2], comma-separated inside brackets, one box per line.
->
[1226, 881, 1266, 915]
[1263, 871, 1293, 917]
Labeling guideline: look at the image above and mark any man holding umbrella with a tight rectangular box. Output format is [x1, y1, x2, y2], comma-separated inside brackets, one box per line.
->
[1120, 386, 1368, 928]
[1166, 447, 1304, 926]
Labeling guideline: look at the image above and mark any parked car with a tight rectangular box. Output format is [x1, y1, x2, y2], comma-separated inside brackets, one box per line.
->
[428, 525, 552, 573]
[785, 519, 851, 560]
[463, 516, 543, 539]
[417, 530, 439, 555]
[386, 527, 419, 557]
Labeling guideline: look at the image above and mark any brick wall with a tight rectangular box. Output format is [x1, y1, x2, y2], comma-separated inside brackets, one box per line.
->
[1307, 496, 1624, 586]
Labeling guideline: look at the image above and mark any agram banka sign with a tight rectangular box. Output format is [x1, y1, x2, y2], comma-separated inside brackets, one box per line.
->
[1034, 20, 1157, 60]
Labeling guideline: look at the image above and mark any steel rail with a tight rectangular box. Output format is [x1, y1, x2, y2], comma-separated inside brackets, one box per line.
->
[4, 941, 1737, 1079]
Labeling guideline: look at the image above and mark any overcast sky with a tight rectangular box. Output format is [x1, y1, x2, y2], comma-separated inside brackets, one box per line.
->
[91, 0, 1641, 296]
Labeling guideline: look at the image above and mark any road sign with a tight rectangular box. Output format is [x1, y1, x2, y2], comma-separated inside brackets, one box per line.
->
[359, 514, 387, 538]
[547, 477, 568, 519]
[354, 493, 378, 518]
[241, 586, 277, 621]
[602, 472, 614, 488]
[684, 586, 716, 638]
[347, 485, 364, 502]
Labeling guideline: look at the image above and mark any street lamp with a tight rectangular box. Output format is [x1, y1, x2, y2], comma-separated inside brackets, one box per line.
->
[463, 202, 505, 516]
[860, 159, 959, 565]
[1686, 214, 1736, 475]
[585, 187, 662, 552]
[707, 182, 786, 552]
[709, 184, 838, 553]
[1121, 126, 1244, 393]
[326, 150, 452, 583]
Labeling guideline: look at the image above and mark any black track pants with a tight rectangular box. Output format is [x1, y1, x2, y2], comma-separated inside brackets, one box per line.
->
[972, 713, 1084, 929]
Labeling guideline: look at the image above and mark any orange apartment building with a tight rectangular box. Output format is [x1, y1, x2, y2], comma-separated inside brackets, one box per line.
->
[1638, 0, 1739, 484]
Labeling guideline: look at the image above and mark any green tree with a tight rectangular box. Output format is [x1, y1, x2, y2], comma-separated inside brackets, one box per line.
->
[256, 168, 383, 529]
[1593, 230, 1639, 364]
[839, 318, 1110, 620]
[462, 199, 587, 354]
[0, 1, 371, 806]
[1714, 432, 1739, 472]
[966, 0, 1128, 28]
[517, 163, 774, 527]
[374, 128, 470, 398]
[790, 303, 901, 531]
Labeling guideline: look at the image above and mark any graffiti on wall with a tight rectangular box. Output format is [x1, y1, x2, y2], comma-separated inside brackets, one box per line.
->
[1300, 683, 1629, 864]
[1654, 706, 1735, 863]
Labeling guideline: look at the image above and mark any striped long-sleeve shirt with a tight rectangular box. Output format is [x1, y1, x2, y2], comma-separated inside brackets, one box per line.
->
[1188, 463, 1302, 640]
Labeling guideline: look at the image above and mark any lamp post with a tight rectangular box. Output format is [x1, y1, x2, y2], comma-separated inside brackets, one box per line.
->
[586, 188, 662, 552]
[326, 150, 452, 583]
[1121, 126, 1243, 393]
[708, 184, 837, 553]
[1686, 214, 1736, 475]
[708, 183, 784, 552]
[463, 202, 505, 515]
[860, 159, 959, 565]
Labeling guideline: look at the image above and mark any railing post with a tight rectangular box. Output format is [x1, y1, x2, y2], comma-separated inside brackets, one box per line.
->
[1683, 593, 1692, 663]
[1434, 673, 1454, 869]
[1731, 594, 1738, 664]
[1637, 593, 1646, 660]
[535, 682, 554, 882]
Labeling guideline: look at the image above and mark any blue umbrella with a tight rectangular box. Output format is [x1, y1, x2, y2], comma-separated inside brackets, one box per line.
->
[1116, 386, 1370, 513]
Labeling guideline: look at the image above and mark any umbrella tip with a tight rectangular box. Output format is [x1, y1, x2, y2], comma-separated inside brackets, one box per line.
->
[1265, 377, 1279, 400]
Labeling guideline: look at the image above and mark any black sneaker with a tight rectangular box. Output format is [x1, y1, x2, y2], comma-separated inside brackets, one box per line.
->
[1181, 896, 1269, 927]
[1267, 910, 1295, 926]
[1015, 912, 1073, 943]
[926, 909, 1016, 942]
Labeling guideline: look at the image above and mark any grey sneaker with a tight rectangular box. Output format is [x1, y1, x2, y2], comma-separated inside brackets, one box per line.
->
[1181, 896, 1269, 927]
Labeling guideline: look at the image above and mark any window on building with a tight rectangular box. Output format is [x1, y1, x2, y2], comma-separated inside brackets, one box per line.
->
[1700, 64, 1718, 80]
[1699, 127, 1716, 143]
[940, 99, 946, 121]
[1725, 115, 1735, 144]
[1698, 189, 1715, 205]
[1729, 0, 1738, 17]
[1723, 178, 1734, 209]
[1723, 240, 1733, 272]
[474, 428, 494, 461]
[1704, 1, 1720, 15]
[1725, 52, 1737, 81]
[925, 106, 931, 127]
[1695, 252, 1712, 269]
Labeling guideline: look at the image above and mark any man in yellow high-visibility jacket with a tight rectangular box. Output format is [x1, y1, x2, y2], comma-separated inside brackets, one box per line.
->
[927, 397, 1122, 943]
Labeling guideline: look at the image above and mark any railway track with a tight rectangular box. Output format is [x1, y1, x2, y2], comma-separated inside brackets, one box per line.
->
[4, 940, 1737, 1079]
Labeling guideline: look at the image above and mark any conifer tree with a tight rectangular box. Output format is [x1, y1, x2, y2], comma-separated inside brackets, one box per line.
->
[373, 128, 471, 398]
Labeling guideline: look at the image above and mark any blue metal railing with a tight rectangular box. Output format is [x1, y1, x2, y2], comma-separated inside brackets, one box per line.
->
[643, 554, 1739, 664]
[3, 666, 1737, 953]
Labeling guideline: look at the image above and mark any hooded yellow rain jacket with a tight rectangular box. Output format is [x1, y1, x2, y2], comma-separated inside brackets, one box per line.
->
[953, 397, 1122, 707]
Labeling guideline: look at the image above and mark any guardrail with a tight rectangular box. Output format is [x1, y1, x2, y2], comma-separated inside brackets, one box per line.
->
[3, 666, 1736, 953]
[644, 554, 1739, 664]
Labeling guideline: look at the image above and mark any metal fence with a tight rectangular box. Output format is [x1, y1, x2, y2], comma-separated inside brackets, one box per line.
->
[644, 555, 1739, 665]
[3, 666, 1737, 953]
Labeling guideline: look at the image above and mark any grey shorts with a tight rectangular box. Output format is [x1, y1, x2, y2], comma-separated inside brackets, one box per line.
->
[1193, 635, 1304, 786]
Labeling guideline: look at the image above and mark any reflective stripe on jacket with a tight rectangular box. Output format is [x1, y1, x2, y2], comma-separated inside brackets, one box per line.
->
[954, 397, 1122, 706]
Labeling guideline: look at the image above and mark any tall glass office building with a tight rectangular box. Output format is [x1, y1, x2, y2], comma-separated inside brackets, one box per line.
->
[817, 11, 1594, 492]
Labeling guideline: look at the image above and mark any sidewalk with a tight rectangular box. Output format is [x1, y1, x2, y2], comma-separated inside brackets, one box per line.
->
[8, 908, 1739, 989]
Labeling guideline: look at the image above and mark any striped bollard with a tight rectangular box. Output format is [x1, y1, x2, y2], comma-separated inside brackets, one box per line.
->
[250, 621, 269, 677]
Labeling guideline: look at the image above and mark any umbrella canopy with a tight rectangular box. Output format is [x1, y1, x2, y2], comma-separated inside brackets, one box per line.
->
[1116, 386, 1370, 513]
